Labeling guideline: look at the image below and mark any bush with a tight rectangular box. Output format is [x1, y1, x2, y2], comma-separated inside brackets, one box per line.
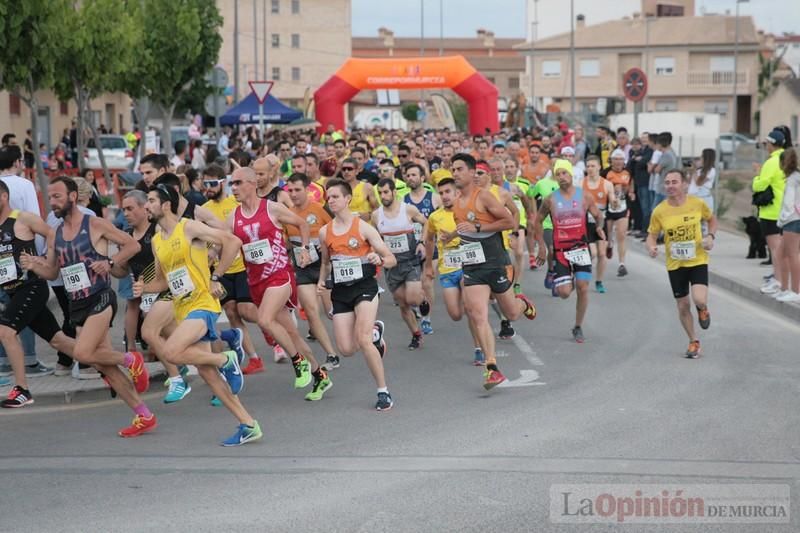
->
[401, 103, 420, 123]
[723, 177, 745, 194]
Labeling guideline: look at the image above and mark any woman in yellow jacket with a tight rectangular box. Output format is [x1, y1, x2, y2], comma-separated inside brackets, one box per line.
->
[753, 128, 786, 295]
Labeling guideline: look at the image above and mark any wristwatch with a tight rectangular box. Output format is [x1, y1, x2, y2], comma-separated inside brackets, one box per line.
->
[475, 223, 482, 233]
[108, 258, 115, 267]
[303, 244, 312, 251]
[211, 274, 221, 282]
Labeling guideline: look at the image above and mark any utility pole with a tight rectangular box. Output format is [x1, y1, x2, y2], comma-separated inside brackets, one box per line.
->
[439, 0, 443, 56]
[253, 0, 258, 79]
[731, 0, 749, 169]
[262, 0, 267, 79]
[234, 0, 240, 104]
[570, 0, 576, 114]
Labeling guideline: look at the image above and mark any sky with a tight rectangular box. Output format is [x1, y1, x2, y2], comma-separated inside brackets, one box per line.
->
[351, 0, 799, 39]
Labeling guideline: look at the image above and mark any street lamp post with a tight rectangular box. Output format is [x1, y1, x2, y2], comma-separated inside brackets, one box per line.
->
[570, 0, 576, 114]
[731, 0, 749, 169]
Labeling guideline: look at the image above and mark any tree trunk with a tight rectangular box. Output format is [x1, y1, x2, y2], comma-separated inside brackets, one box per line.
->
[75, 82, 86, 173]
[26, 93, 48, 213]
[134, 97, 150, 162]
[158, 102, 176, 161]
[85, 95, 112, 188]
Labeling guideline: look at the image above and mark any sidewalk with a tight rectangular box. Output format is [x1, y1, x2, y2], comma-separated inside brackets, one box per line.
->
[632, 229, 800, 322]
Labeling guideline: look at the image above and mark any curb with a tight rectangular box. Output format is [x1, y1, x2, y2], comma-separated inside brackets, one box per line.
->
[628, 237, 800, 323]
[23, 369, 169, 408]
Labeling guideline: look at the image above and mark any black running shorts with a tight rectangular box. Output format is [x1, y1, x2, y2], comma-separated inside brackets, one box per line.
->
[0, 280, 61, 341]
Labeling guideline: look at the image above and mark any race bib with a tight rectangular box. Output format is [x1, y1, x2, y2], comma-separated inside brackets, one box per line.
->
[670, 241, 696, 261]
[443, 248, 464, 269]
[139, 292, 157, 313]
[384, 233, 410, 254]
[61, 263, 91, 293]
[292, 245, 319, 265]
[167, 266, 195, 297]
[460, 242, 486, 265]
[564, 246, 592, 266]
[332, 258, 364, 284]
[242, 239, 274, 265]
[0, 255, 18, 284]
[412, 222, 423, 242]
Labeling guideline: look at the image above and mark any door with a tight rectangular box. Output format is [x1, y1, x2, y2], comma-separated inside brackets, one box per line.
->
[736, 95, 751, 134]
[36, 106, 51, 150]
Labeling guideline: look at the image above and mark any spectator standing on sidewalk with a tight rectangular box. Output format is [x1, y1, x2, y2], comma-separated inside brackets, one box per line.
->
[756, 129, 788, 298]
[776, 148, 800, 303]
[653, 132, 679, 207]
[689, 148, 717, 213]
[628, 136, 651, 236]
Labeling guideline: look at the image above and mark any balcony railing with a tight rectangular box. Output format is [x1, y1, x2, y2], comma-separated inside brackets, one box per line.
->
[687, 70, 748, 88]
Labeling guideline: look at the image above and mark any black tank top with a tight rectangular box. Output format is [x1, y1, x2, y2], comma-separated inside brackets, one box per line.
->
[55, 214, 111, 301]
[0, 210, 39, 292]
[181, 199, 196, 220]
[127, 223, 157, 281]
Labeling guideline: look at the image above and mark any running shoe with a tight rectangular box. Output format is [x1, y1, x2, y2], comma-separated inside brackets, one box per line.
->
[220, 351, 244, 394]
[1, 386, 34, 408]
[54, 363, 72, 377]
[760, 279, 781, 295]
[419, 300, 431, 317]
[498, 320, 516, 339]
[163, 379, 191, 404]
[412, 306, 422, 320]
[408, 333, 423, 351]
[118, 414, 157, 438]
[776, 291, 800, 303]
[306, 330, 316, 341]
[373, 320, 387, 358]
[78, 367, 101, 380]
[210, 396, 222, 407]
[221, 421, 263, 447]
[25, 362, 54, 378]
[420, 317, 433, 335]
[221, 328, 246, 364]
[273, 344, 289, 363]
[126, 351, 149, 393]
[617, 264, 628, 277]
[528, 256, 537, 270]
[595, 281, 606, 293]
[242, 356, 265, 375]
[483, 368, 507, 390]
[292, 356, 312, 389]
[322, 354, 340, 370]
[516, 293, 537, 320]
[513, 283, 522, 296]
[298, 308, 308, 321]
[544, 270, 555, 289]
[606, 242, 614, 260]
[572, 326, 585, 344]
[375, 391, 393, 411]
[473, 347, 486, 366]
[685, 340, 701, 359]
[304, 370, 332, 401]
[772, 290, 791, 300]
[163, 365, 190, 387]
[697, 307, 711, 330]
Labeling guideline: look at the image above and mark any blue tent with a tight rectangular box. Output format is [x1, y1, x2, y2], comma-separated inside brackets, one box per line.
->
[219, 93, 303, 126]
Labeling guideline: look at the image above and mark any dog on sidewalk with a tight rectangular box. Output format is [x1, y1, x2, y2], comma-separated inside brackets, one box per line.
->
[742, 216, 768, 260]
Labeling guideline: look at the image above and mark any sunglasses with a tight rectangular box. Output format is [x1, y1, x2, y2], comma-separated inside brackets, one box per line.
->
[398, 153, 409, 158]
[476, 171, 487, 176]
[342, 167, 355, 172]
[203, 180, 221, 187]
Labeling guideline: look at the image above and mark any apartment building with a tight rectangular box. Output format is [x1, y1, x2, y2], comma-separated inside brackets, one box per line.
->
[216, 0, 351, 110]
[515, 13, 759, 133]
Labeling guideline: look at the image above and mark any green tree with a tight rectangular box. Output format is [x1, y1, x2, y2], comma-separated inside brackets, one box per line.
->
[0, 0, 69, 195]
[447, 98, 468, 131]
[131, 0, 223, 158]
[54, 0, 141, 185]
[401, 103, 420, 123]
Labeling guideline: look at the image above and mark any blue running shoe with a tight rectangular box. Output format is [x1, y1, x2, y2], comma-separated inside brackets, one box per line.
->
[221, 421, 263, 446]
[210, 396, 222, 407]
[473, 347, 485, 366]
[595, 281, 606, 294]
[420, 317, 433, 335]
[221, 328, 246, 364]
[219, 351, 244, 395]
[544, 270, 555, 290]
[163, 379, 191, 404]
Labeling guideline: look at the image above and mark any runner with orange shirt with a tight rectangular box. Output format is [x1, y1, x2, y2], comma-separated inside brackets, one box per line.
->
[605, 149, 634, 277]
[582, 156, 614, 293]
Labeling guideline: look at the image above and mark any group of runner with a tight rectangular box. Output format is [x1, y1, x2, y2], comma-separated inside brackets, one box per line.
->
[0, 126, 717, 445]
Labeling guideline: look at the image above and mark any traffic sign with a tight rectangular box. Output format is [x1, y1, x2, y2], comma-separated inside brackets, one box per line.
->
[248, 81, 274, 104]
[622, 68, 647, 102]
[205, 67, 229, 89]
[204, 95, 228, 117]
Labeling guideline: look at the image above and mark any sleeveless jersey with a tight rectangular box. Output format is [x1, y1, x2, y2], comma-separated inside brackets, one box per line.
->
[349, 181, 372, 216]
[202, 195, 245, 273]
[286, 201, 332, 268]
[323, 217, 376, 286]
[452, 188, 509, 269]
[582, 177, 610, 224]
[489, 184, 512, 250]
[126, 223, 157, 280]
[404, 190, 435, 218]
[181, 199, 196, 220]
[0, 210, 39, 291]
[551, 188, 588, 251]
[152, 219, 220, 320]
[376, 204, 418, 263]
[232, 199, 292, 285]
[55, 214, 111, 301]
[426, 207, 461, 275]
[606, 169, 631, 214]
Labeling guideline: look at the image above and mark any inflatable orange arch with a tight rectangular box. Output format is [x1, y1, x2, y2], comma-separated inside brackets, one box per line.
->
[314, 56, 498, 134]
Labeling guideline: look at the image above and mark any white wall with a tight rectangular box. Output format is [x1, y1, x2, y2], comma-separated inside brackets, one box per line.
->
[526, 0, 640, 41]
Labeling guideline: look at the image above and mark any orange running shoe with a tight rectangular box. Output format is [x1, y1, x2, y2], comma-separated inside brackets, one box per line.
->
[126, 351, 149, 393]
[483, 368, 507, 390]
[298, 308, 308, 321]
[685, 340, 701, 359]
[242, 356, 265, 375]
[118, 414, 157, 438]
[516, 293, 537, 320]
[697, 307, 711, 330]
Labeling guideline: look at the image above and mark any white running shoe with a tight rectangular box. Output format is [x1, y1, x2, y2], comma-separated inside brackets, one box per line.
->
[273, 344, 289, 363]
[776, 291, 800, 303]
[760, 280, 781, 294]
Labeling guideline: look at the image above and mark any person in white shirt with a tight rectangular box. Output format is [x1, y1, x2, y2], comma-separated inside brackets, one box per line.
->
[0, 146, 49, 377]
[688, 148, 716, 213]
[217, 126, 231, 156]
[190, 139, 206, 170]
[560, 146, 585, 187]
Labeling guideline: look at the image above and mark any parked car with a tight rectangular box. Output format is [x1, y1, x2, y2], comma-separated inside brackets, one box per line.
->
[718, 133, 756, 156]
[84, 135, 134, 170]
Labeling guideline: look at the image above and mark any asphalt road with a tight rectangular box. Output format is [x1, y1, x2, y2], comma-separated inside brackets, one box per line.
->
[1, 249, 798, 532]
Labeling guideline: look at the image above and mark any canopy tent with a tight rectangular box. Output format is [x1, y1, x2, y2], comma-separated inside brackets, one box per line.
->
[219, 93, 302, 126]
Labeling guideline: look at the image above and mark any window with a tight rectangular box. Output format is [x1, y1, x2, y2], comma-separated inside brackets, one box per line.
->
[579, 59, 600, 77]
[710, 56, 734, 72]
[654, 100, 678, 112]
[271, 0, 279, 14]
[60, 101, 69, 115]
[271, 34, 280, 48]
[508, 77, 520, 89]
[654, 56, 675, 76]
[704, 99, 729, 117]
[292, 67, 301, 81]
[291, 34, 300, 48]
[486, 76, 496, 85]
[291, 0, 300, 14]
[272, 67, 281, 81]
[656, 4, 684, 16]
[9, 94, 21, 115]
[542, 60, 561, 78]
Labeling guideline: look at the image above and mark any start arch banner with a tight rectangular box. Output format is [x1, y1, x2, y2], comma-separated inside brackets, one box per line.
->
[314, 56, 498, 134]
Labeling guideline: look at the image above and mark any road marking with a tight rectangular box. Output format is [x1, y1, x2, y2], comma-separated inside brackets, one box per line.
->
[511, 333, 544, 366]
[497, 369, 545, 388]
